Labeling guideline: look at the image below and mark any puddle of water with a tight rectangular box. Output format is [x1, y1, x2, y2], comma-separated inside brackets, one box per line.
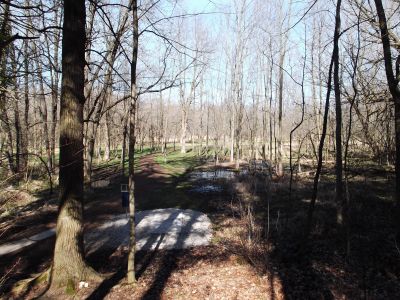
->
[188, 169, 234, 194]
[190, 184, 223, 193]
[190, 169, 236, 180]
[91, 179, 110, 188]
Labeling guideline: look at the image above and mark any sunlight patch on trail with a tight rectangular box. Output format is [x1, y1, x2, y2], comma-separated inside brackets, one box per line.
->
[85, 208, 212, 253]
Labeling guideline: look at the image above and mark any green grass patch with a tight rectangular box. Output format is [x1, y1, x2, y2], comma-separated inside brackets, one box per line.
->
[154, 149, 201, 176]
[93, 147, 153, 172]
[134, 149, 213, 212]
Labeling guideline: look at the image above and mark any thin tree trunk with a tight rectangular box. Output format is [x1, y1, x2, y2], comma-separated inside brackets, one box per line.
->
[276, 3, 291, 177]
[37, 68, 52, 171]
[121, 110, 128, 176]
[289, 34, 306, 202]
[127, 0, 138, 284]
[333, 0, 344, 229]
[230, 112, 235, 162]
[306, 0, 340, 237]
[180, 108, 187, 154]
[10, 45, 22, 174]
[44, 5, 61, 173]
[269, 47, 274, 162]
[343, 11, 361, 258]
[277, 49, 284, 177]
[21, 38, 29, 173]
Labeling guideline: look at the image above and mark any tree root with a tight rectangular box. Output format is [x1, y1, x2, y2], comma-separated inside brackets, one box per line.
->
[10, 265, 105, 298]
[48, 265, 104, 295]
[10, 268, 51, 299]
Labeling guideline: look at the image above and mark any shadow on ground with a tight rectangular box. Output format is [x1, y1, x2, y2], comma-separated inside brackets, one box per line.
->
[233, 166, 400, 299]
[0, 152, 216, 297]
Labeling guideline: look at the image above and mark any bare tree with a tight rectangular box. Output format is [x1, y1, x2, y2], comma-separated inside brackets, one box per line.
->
[373, 0, 400, 240]
[127, 0, 138, 285]
[306, 0, 341, 238]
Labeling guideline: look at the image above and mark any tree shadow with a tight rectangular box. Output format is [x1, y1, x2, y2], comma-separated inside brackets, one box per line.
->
[140, 213, 201, 300]
[85, 267, 126, 300]
[249, 166, 400, 299]
[0, 152, 215, 298]
[0, 237, 54, 296]
[85, 208, 204, 299]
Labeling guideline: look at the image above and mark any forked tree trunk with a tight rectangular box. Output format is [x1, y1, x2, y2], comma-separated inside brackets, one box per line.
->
[51, 0, 99, 288]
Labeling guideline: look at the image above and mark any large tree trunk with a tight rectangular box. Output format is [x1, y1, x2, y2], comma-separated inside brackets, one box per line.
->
[51, 0, 99, 288]
[374, 0, 400, 241]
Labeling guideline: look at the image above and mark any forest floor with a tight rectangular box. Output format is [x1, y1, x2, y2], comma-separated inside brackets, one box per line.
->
[0, 151, 283, 299]
[1, 151, 400, 299]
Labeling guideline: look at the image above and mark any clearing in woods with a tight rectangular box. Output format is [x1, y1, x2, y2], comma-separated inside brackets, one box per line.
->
[0, 151, 283, 299]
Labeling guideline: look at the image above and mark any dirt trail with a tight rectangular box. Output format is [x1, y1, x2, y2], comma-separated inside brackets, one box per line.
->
[0, 154, 167, 244]
[137, 154, 171, 179]
[1, 153, 284, 299]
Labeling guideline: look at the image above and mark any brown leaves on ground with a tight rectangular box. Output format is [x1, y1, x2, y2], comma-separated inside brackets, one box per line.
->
[104, 246, 283, 300]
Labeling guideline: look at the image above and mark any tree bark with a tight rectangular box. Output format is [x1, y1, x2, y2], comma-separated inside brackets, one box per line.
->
[51, 0, 99, 288]
[180, 107, 187, 154]
[374, 0, 400, 240]
[127, 0, 138, 285]
[37, 65, 52, 171]
[333, 0, 344, 227]
[306, 35, 337, 239]
[277, 49, 284, 177]
[21, 38, 29, 173]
